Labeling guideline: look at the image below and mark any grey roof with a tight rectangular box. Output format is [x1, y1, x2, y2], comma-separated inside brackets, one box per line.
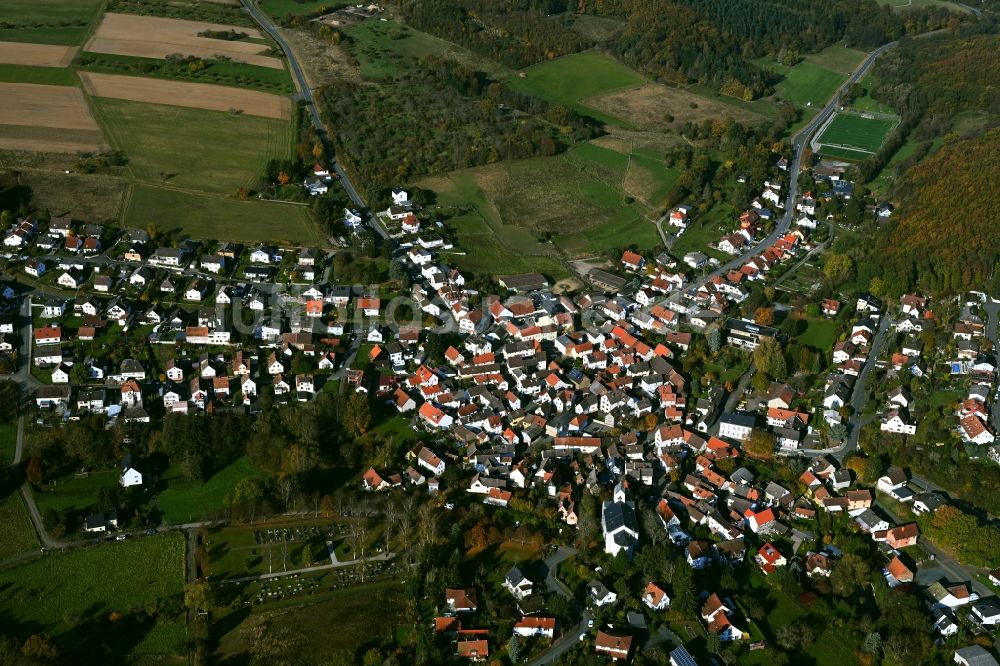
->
[720, 412, 756, 428]
[954, 645, 999, 666]
[603, 500, 637, 535]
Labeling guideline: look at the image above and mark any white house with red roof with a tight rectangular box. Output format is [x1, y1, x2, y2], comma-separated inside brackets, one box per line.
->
[755, 542, 787, 574]
[419, 402, 453, 429]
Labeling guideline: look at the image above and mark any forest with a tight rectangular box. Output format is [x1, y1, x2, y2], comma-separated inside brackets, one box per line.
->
[844, 25, 1000, 297]
[402, 0, 962, 100]
[319, 56, 599, 203]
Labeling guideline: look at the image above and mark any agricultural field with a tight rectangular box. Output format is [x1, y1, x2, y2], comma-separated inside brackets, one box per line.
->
[816, 112, 896, 158]
[81, 72, 292, 119]
[0, 0, 104, 45]
[0, 64, 79, 86]
[507, 50, 645, 126]
[0, 495, 39, 561]
[125, 185, 320, 244]
[0, 535, 187, 659]
[0, 82, 107, 153]
[0, 42, 76, 67]
[85, 13, 283, 69]
[92, 97, 292, 195]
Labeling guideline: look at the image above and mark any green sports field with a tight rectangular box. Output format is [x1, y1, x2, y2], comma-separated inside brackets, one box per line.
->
[817, 112, 896, 156]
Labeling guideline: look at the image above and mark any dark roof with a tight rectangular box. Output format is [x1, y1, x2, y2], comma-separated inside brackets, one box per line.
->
[603, 500, 637, 534]
[720, 412, 756, 428]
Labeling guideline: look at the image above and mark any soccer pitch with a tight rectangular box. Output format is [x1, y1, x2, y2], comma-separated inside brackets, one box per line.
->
[817, 113, 896, 155]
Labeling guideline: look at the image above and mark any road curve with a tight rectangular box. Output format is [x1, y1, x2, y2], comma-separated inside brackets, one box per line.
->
[240, 0, 384, 238]
[667, 41, 896, 306]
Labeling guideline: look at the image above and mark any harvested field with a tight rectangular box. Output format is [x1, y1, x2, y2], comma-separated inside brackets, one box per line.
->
[0, 41, 76, 67]
[0, 82, 106, 152]
[86, 13, 282, 69]
[0, 126, 106, 154]
[0, 82, 100, 130]
[585, 82, 768, 128]
[80, 72, 291, 119]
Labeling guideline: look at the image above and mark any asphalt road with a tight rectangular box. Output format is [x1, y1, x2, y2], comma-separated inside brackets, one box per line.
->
[240, 0, 383, 238]
[666, 41, 895, 307]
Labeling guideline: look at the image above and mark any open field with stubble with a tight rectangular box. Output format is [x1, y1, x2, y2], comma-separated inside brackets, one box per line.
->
[0, 42, 76, 67]
[86, 13, 283, 69]
[81, 72, 292, 119]
[0, 82, 107, 153]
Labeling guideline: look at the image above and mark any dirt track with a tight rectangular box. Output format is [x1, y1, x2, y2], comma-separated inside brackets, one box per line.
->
[80, 72, 292, 119]
[86, 13, 282, 69]
[0, 42, 76, 67]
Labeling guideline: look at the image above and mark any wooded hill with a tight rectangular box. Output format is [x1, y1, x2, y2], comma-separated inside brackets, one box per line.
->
[402, 0, 963, 100]
[871, 128, 1000, 296]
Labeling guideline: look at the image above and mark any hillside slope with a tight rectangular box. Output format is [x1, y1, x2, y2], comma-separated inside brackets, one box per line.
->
[873, 128, 1000, 296]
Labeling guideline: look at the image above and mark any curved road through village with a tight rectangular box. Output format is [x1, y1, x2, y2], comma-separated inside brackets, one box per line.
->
[667, 41, 896, 307]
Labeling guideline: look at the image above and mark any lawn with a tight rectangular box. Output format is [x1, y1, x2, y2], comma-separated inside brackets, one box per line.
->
[627, 149, 681, 207]
[798, 317, 839, 351]
[34, 470, 119, 516]
[0, 422, 16, 466]
[157, 456, 266, 524]
[0, 534, 186, 659]
[0, 495, 40, 560]
[851, 72, 896, 115]
[0, 65, 79, 86]
[761, 59, 847, 108]
[215, 578, 406, 663]
[206, 518, 336, 579]
[0, 0, 104, 45]
[124, 184, 321, 244]
[92, 97, 294, 196]
[818, 113, 896, 154]
[804, 44, 867, 74]
[507, 50, 645, 126]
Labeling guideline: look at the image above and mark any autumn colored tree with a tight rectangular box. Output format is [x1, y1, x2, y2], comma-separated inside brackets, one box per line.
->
[744, 429, 775, 461]
[25, 456, 44, 486]
[754, 307, 775, 326]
